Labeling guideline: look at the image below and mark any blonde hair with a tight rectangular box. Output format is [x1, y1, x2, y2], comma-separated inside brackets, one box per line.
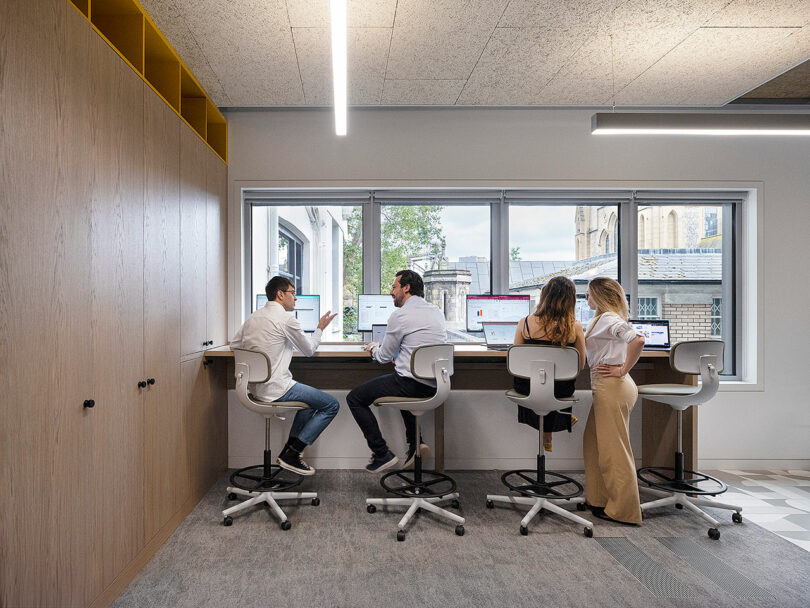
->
[587, 277, 629, 320]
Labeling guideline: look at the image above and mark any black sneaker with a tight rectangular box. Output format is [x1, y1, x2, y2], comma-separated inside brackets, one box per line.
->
[403, 443, 430, 469]
[366, 450, 398, 473]
[278, 448, 315, 476]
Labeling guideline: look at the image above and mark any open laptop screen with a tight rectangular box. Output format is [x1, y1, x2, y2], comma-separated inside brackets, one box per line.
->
[629, 319, 671, 350]
[482, 321, 518, 347]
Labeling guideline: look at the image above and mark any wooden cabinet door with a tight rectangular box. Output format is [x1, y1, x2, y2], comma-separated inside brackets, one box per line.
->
[181, 356, 228, 499]
[88, 34, 146, 595]
[143, 87, 185, 541]
[206, 148, 228, 348]
[0, 3, 96, 606]
[179, 126, 208, 356]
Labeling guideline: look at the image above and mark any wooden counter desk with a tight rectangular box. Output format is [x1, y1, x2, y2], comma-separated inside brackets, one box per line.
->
[205, 344, 694, 472]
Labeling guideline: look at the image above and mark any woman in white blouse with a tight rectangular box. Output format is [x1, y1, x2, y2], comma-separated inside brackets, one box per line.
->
[583, 277, 645, 525]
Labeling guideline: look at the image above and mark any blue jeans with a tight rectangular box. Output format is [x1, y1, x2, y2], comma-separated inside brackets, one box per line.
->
[277, 382, 340, 446]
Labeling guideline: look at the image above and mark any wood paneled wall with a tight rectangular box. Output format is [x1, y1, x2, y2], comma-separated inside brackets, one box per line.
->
[0, 2, 228, 606]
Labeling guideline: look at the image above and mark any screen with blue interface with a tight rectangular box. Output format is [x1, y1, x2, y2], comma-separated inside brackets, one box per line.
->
[358, 295, 395, 331]
[466, 295, 530, 332]
[256, 293, 268, 310]
[629, 320, 670, 349]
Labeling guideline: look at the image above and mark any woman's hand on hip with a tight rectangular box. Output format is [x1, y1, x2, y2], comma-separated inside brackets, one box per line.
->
[596, 363, 625, 377]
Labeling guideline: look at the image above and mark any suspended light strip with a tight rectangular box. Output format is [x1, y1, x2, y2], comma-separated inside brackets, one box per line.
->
[591, 113, 810, 136]
[330, 0, 347, 136]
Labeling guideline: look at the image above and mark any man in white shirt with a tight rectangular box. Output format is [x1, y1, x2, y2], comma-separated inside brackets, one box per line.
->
[230, 276, 339, 476]
[347, 270, 447, 473]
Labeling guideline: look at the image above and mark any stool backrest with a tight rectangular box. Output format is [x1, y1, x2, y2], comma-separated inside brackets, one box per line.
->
[507, 344, 579, 381]
[232, 348, 272, 382]
[409, 344, 454, 410]
[670, 340, 724, 375]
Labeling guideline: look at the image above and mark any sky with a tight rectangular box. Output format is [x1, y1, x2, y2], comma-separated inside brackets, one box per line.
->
[440, 206, 578, 262]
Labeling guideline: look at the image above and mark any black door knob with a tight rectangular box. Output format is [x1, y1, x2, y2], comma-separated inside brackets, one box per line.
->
[147, 378, 155, 385]
[83, 399, 95, 408]
[137, 380, 147, 388]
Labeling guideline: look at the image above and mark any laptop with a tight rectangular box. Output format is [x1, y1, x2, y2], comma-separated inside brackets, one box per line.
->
[371, 324, 387, 344]
[481, 321, 519, 351]
[629, 319, 671, 350]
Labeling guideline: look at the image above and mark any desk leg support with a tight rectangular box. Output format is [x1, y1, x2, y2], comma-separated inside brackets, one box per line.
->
[435, 404, 444, 473]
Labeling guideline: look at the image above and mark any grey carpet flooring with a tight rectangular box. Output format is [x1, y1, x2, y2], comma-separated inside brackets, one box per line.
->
[114, 470, 810, 608]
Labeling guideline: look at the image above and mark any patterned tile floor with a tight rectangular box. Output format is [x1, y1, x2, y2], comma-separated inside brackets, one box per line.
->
[710, 469, 810, 553]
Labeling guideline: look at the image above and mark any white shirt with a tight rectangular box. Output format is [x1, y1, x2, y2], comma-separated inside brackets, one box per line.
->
[585, 312, 638, 368]
[371, 296, 447, 386]
[230, 302, 322, 401]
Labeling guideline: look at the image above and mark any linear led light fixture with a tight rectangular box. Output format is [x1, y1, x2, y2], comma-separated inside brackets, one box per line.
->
[330, 0, 347, 136]
[591, 112, 810, 136]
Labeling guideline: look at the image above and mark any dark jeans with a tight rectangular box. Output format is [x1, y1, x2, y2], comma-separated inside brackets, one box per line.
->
[346, 373, 435, 457]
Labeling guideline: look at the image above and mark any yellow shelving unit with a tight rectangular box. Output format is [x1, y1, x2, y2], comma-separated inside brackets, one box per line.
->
[67, 0, 227, 162]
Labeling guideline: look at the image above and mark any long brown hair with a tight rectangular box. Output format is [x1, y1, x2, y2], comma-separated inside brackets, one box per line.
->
[531, 276, 577, 346]
[587, 277, 629, 320]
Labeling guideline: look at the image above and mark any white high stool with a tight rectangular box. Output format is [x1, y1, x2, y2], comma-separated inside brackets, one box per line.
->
[365, 344, 465, 541]
[223, 348, 319, 530]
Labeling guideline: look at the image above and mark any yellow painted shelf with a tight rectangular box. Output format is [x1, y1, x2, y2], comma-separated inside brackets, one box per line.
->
[67, 0, 227, 163]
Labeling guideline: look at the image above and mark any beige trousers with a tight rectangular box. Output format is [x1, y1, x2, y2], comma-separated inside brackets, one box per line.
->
[583, 373, 642, 524]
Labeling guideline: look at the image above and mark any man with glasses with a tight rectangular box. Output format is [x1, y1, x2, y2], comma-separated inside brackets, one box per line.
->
[231, 276, 338, 475]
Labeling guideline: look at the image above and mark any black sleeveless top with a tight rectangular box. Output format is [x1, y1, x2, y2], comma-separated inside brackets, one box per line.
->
[513, 317, 576, 432]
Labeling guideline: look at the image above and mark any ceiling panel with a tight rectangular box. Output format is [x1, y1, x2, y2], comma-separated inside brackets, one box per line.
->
[705, 0, 810, 27]
[615, 27, 805, 105]
[498, 0, 620, 30]
[381, 79, 467, 104]
[294, 27, 390, 104]
[287, 0, 397, 27]
[535, 33, 614, 105]
[386, 0, 509, 80]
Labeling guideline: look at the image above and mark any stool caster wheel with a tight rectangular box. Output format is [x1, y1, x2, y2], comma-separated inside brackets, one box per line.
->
[576, 502, 587, 511]
[675, 503, 684, 509]
[486, 500, 494, 509]
[397, 530, 406, 542]
[311, 497, 320, 506]
[451, 499, 460, 509]
[520, 525, 528, 536]
[708, 528, 720, 540]
[584, 527, 593, 538]
[455, 525, 465, 536]
[732, 512, 742, 524]
[280, 520, 291, 531]
[223, 516, 233, 526]
[367, 504, 376, 514]
[227, 493, 237, 501]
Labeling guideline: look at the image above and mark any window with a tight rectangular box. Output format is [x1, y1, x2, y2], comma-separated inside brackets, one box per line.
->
[637, 297, 659, 319]
[637, 202, 735, 375]
[711, 297, 722, 337]
[248, 203, 363, 341]
[380, 203, 491, 339]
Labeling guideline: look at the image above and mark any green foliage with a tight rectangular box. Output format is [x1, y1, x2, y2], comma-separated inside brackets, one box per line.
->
[510, 246, 521, 261]
[380, 205, 444, 290]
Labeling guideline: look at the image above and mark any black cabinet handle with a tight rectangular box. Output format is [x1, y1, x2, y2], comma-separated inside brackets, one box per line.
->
[202, 341, 208, 347]
[83, 399, 95, 408]
[147, 378, 155, 385]
[137, 380, 147, 388]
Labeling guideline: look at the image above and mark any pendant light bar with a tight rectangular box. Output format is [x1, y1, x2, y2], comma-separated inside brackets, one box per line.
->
[330, 0, 347, 136]
[591, 112, 810, 135]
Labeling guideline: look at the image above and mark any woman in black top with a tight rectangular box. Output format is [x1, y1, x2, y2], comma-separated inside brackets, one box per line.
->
[513, 276, 586, 451]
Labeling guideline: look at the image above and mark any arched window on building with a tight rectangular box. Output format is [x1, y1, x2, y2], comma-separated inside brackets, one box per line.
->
[607, 213, 618, 253]
[639, 214, 646, 249]
[599, 229, 608, 254]
[666, 211, 678, 248]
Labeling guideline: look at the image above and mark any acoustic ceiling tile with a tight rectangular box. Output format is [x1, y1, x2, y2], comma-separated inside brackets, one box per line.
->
[457, 27, 584, 105]
[535, 33, 615, 104]
[287, 0, 398, 28]
[705, 0, 810, 28]
[386, 0, 510, 80]
[381, 79, 467, 104]
[138, 0, 231, 105]
[178, 0, 304, 105]
[294, 27, 390, 105]
[615, 27, 802, 105]
[607, 0, 731, 35]
[498, 0, 620, 31]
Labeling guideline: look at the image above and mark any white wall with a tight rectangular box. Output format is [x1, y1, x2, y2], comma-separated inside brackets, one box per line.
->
[225, 108, 810, 469]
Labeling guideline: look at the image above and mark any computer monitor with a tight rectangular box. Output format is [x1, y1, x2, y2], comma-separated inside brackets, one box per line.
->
[293, 295, 320, 332]
[629, 319, 671, 350]
[466, 294, 531, 332]
[357, 294, 395, 331]
[575, 294, 596, 329]
[256, 293, 268, 310]
[481, 321, 518, 349]
[371, 324, 387, 344]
